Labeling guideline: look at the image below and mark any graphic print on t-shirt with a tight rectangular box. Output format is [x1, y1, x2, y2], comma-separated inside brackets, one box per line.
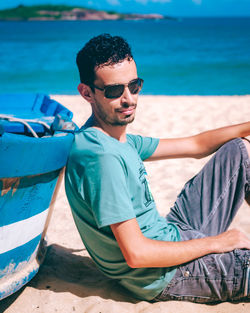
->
[139, 161, 154, 207]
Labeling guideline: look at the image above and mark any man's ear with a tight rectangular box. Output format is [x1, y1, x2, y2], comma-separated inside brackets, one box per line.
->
[78, 83, 93, 103]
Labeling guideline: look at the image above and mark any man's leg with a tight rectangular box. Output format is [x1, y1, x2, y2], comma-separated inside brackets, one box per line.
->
[166, 138, 250, 236]
[243, 138, 250, 205]
[156, 138, 250, 303]
[242, 137, 250, 157]
[154, 249, 250, 303]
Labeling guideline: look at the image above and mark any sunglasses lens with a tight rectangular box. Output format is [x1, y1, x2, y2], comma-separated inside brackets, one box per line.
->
[103, 78, 144, 99]
[128, 78, 143, 94]
[105, 85, 124, 99]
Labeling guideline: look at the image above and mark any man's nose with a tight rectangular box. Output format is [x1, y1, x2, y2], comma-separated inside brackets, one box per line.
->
[121, 86, 135, 105]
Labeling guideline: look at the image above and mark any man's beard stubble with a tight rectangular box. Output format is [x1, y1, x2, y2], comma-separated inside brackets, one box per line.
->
[96, 101, 137, 127]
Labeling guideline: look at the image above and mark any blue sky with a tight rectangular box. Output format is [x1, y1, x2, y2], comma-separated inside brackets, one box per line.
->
[0, 0, 250, 17]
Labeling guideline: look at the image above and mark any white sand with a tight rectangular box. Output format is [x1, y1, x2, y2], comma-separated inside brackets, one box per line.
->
[1, 95, 250, 313]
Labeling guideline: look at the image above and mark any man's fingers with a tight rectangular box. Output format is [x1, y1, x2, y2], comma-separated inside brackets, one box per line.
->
[214, 229, 250, 253]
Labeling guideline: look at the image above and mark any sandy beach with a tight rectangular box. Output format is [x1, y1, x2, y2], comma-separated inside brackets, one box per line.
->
[1, 95, 250, 313]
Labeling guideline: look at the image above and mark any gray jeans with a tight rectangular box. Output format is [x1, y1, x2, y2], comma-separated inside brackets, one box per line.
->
[155, 138, 250, 303]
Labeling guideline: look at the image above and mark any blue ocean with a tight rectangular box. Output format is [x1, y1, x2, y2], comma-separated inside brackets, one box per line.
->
[0, 18, 250, 95]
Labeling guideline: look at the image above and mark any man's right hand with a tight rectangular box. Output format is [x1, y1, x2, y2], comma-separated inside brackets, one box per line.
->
[211, 228, 250, 253]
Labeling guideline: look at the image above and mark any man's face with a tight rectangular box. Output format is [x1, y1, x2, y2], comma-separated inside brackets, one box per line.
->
[90, 59, 139, 127]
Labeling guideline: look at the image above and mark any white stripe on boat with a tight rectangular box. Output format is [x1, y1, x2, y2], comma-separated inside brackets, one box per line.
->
[0, 209, 49, 254]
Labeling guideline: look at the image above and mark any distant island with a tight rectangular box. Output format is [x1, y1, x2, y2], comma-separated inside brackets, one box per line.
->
[0, 4, 174, 21]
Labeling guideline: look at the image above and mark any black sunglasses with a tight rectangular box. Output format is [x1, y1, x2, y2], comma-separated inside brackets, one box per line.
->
[92, 78, 144, 99]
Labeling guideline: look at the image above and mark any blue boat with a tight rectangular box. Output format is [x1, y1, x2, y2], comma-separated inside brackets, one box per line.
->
[0, 94, 75, 300]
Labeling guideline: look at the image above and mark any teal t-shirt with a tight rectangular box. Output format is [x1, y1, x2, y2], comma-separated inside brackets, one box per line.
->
[65, 127, 180, 300]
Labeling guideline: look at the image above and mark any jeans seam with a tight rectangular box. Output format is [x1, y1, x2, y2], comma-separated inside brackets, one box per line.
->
[199, 258, 210, 276]
[238, 137, 250, 185]
[200, 138, 249, 233]
[217, 254, 227, 276]
[200, 164, 241, 233]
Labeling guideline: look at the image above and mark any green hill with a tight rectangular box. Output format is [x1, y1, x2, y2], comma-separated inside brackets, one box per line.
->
[0, 4, 166, 21]
[0, 4, 98, 20]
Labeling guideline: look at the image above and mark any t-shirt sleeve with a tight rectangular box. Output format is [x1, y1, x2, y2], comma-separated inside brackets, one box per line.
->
[128, 134, 159, 160]
[83, 153, 136, 228]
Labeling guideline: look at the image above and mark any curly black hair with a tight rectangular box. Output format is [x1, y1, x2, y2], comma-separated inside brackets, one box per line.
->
[76, 33, 133, 87]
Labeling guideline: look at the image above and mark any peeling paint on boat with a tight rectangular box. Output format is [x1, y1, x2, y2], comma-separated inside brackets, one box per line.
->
[0, 177, 20, 196]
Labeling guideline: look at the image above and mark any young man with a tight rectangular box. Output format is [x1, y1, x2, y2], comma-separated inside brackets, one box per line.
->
[65, 34, 250, 303]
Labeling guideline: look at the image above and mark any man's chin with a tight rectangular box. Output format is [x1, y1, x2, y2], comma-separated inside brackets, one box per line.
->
[108, 112, 136, 126]
[120, 113, 135, 125]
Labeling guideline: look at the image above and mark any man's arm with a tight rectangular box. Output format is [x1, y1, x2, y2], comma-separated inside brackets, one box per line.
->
[147, 121, 250, 161]
[111, 218, 250, 268]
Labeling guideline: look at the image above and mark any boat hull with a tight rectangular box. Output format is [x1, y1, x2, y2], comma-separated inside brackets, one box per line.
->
[0, 94, 75, 300]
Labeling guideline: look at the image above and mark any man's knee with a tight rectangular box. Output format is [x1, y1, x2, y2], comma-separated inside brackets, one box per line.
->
[216, 138, 242, 164]
[242, 138, 250, 159]
[242, 138, 250, 205]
